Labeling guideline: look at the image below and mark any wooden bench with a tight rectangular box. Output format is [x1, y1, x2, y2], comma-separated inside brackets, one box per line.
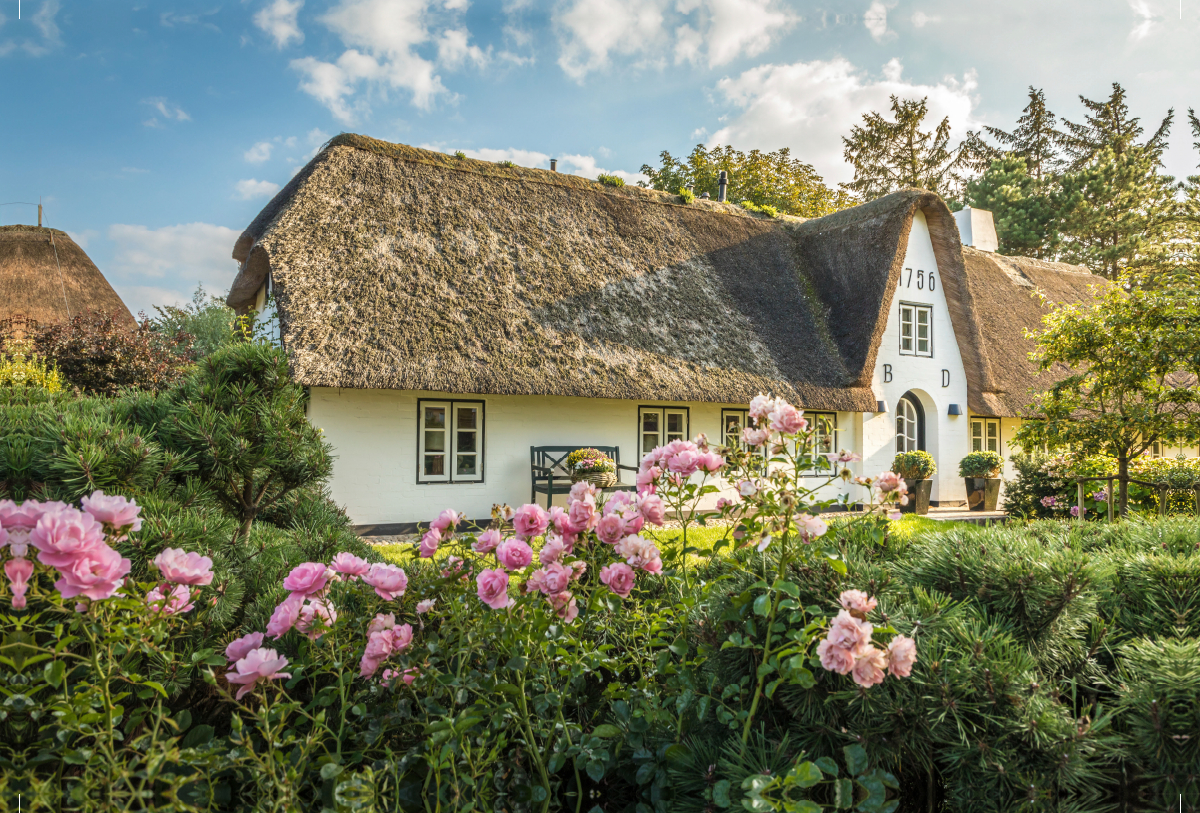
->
[530, 446, 638, 509]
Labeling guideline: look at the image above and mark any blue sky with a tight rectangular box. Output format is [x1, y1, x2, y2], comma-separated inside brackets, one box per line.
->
[2, 0, 1198, 315]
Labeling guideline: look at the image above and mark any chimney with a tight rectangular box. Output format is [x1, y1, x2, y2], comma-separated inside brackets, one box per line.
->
[700, 191, 710, 199]
[717, 171, 728, 203]
[550, 158, 557, 172]
[953, 206, 998, 252]
[38, 204, 42, 227]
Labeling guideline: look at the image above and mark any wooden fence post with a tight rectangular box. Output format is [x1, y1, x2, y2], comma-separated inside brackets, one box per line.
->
[1107, 477, 1115, 523]
[1158, 486, 1168, 518]
[1077, 480, 1085, 521]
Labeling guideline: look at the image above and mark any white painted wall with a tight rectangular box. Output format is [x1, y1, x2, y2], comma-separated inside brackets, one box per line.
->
[868, 210, 971, 505]
[309, 388, 858, 525]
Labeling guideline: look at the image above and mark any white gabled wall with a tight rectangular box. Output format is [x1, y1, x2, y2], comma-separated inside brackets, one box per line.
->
[308, 388, 859, 526]
[867, 210, 971, 504]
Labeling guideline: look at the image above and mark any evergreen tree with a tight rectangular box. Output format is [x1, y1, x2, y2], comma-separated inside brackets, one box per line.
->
[1056, 145, 1177, 280]
[983, 87, 1065, 180]
[841, 96, 977, 200]
[639, 144, 852, 217]
[1060, 82, 1173, 169]
[963, 156, 1060, 258]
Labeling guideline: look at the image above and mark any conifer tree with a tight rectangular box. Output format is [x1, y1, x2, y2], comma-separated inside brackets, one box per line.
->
[1059, 83, 1173, 169]
[983, 87, 1065, 180]
[841, 96, 978, 200]
[963, 156, 1060, 258]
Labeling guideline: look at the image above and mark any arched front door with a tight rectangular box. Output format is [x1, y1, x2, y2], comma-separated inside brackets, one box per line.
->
[896, 392, 925, 453]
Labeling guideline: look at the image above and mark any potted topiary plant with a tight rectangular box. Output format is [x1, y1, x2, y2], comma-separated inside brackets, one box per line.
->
[958, 451, 1004, 511]
[892, 450, 936, 515]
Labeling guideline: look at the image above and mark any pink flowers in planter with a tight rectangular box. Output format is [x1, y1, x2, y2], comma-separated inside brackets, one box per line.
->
[816, 589, 917, 688]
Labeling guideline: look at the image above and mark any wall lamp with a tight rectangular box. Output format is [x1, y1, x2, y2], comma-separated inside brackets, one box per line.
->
[876, 400, 888, 413]
[947, 404, 963, 416]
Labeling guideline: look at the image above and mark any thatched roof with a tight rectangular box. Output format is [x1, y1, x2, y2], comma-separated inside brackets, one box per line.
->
[226, 134, 1102, 415]
[0, 226, 135, 327]
[959, 248, 1106, 417]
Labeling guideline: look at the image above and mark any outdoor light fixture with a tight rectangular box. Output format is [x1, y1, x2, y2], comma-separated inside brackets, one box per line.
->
[876, 400, 888, 413]
[947, 404, 963, 416]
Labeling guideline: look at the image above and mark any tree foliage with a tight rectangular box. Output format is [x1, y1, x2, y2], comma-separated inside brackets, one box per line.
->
[982, 87, 1065, 180]
[1059, 82, 1173, 169]
[151, 285, 238, 360]
[639, 143, 853, 217]
[963, 156, 1061, 258]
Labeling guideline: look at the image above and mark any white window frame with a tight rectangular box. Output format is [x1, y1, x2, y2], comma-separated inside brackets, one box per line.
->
[417, 399, 485, 484]
[802, 412, 839, 475]
[899, 302, 933, 357]
[970, 418, 1001, 455]
[638, 406, 690, 456]
[721, 409, 749, 448]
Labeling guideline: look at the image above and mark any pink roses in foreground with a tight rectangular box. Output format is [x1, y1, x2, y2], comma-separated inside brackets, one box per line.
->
[815, 590, 917, 687]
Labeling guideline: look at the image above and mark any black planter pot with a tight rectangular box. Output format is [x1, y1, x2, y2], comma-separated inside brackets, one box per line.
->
[902, 478, 933, 515]
[964, 477, 1002, 511]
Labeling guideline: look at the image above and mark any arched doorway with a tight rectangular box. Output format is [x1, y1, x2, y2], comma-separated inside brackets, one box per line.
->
[896, 392, 925, 453]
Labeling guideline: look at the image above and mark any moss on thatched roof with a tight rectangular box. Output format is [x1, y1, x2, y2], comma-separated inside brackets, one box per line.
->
[226, 135, 1102, 415]
[0, 225, 134, 327]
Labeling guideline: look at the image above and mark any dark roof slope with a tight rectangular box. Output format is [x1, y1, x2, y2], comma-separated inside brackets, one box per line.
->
[227, 135, 876, 410]
[0, 226, 135, 327]
[960, 248, 1106, 416]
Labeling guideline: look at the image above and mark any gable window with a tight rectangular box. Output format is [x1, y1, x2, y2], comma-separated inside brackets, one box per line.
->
[722, 409, 749, 448]
[639, 406, 689, 455]
[899, 303, 933, 357]
[970, 418, 1001, 455]
[418, 400, 484, 484]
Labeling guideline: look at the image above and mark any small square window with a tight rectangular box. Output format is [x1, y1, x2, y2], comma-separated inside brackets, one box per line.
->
[899, 303, 933, 357]
[970, 418, 1001, 455]
[418, 400, 484, 484]
[639, 407, 689, 453]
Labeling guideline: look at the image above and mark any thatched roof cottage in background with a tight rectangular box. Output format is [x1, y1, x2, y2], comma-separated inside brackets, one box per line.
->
[0, 225, 135, 327]
[227, 134, 1104, 529]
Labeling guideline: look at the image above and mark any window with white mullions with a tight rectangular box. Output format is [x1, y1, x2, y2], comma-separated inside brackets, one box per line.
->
[418, 400, 484, 484]
[639, 407, 689, 455]
[802, 412, 838, 474]
[970, 418, 1001, 455]
[899, 303, 933, 357]
[722, 409, 749, 448]
[896, 394, 924, 453]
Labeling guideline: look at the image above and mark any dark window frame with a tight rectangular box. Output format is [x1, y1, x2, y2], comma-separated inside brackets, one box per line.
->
[416, 398, 486, 485]
[637, 405, 691, 457]
[721, 408, 749, 448]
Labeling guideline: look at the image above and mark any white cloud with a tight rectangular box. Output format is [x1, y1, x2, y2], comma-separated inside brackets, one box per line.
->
[555, 0, 669, 80]
[421, 144, 647, 184]
[1127, 0, 1160, 41]
[256, 0, 305, 48]
[676, 0, 798, 67]
[0, 0, 61, 57]
[710, 57, 980, 185]
[289, 0, 489, 121]
[106, 223, 242, 313]
[911, 10, 940, 27]
[864, 0, 896, 43]
[245, 141, 274, 163]
[142, 98, 191, 127]
[234, 179, 282, 199]
[557, 154, 647, 185]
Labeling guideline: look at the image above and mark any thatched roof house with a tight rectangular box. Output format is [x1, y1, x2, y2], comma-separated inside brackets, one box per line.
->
[0, 225, 135, 327]
[227, 134, 1101, 418]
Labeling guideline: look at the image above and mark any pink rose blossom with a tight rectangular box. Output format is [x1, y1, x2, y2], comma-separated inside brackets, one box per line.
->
[599, 562, 635, 597]
[146, 583, 194, 615]
[226, 648, 291, 700]
[53, 544, 130, 601]
[697, 451, 725, 473]
[547, 507, 579, 544]
[330, 552, 371, 580]
[538, 562, 572, 595]
[266, 594, 304, 638]
[0, 499, 55, 530]
[539, 535, 567, 564]
[524, 567, 547, 595]
[568, 481, 597, 503]
[225, 632, 265, 663]
[738, 480, 759, 497]
[796, 514, 828, 544]
[402, 667, 419, 685]
[875, 471, 904, 493]
[416, 598, 436, 614]
[441, 556, 467, 579]
[472, 528, 502, 554]
[476, 568, 512, 610]
[595, 513, 626, 545]
[839, 589, 878, 616]
[768, 402, 807, 435]
[636, 493, 666, 526]
[827, 610, 872, 652]
[430, 509, 463, 534]
[363, 563, 409, 601]
[604, 491, 636, 515]
[742, 427, 770, 447]
[512, 503, 550, 540]
[716, 497, 738, 511]
[390, 622, 414, 652]
[748, 394, 773, 420]
[297, 598, 338, 640]
[4, 558, 34, 609]
[154, 548, 215, 586]
[635, 467, 658, 494]
[282, 562, 329, 598]
[419, 529, 441, 558]
[549, 590, 578, 623]
[31, 508, 107, 569]
[886, 635, 917, 678]
[570, 560, 587, 580]
[368, 612, 397, 634]
[851, 647, 888, 687]
[80, 491, 142, 532]
[360, 631, 393, 678]
[816, 637, 857, 675]
[568, 495, 597, 532]
[496, 538, 534, 571]
[667, 448, 701, 478]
